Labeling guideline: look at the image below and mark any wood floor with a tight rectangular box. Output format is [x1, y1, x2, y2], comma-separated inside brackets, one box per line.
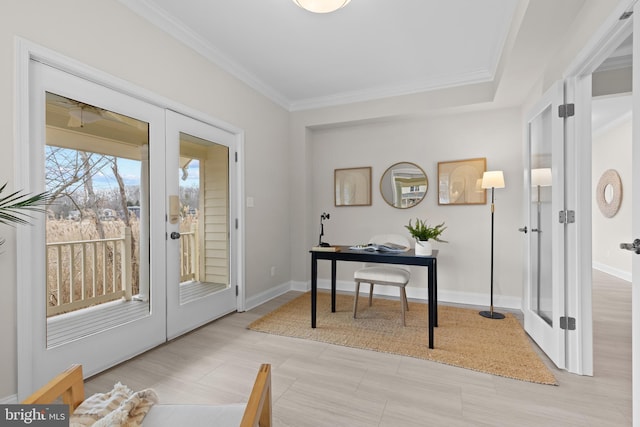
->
[84, 271, 632, 426]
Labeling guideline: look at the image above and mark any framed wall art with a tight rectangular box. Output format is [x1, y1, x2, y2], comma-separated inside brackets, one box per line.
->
[334, 167, 372, 207]
[437, 157, 487, 205]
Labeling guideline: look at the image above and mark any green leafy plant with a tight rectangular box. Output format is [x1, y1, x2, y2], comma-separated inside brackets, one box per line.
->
[0, 182, 52, 245]
[404, 218, 447, 242]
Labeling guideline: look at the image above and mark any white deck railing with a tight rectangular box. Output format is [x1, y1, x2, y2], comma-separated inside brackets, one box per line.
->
[46, 223, 199, 317]
[46, 227, 132, 316]
[180, 223, 199, 282]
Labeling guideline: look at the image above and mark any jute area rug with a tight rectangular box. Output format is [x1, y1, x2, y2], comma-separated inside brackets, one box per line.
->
[248, 291, 557, 385]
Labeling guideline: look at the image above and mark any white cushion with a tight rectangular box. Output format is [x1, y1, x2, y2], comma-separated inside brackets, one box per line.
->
[354, 266, 410, 285]
[143, 404, 245, 426]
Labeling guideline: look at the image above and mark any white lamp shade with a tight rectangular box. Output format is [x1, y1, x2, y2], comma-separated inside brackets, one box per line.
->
[293, 0, 351, 13]
[481, 171, 505, 189]
[531, 168, 552, 187]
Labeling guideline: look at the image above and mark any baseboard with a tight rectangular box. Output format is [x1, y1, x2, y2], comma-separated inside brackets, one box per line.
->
[243, 278, 522, 314]
[0, 394, 17, 404]
[243, 281, 294, 311]
[313, 279, 522, 310]
[592, 261, 631, 282]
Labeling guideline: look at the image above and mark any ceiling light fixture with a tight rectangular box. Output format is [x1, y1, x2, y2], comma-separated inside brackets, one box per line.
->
[292, 0, 351, 14]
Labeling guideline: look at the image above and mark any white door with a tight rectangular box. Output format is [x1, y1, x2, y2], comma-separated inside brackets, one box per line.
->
[18, 60, 167, 396]
[165, 111, 238, 340]
[522, 81, 567, 369]
[629, 6, 640, 423]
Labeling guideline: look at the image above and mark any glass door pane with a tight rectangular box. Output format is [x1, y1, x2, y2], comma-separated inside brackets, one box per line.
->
[45, 92, 151, 347]
[529, 108, 554, 326]
[165, 110, 236, 339]
[523, 81, 566, 369]
[178, 132, 230, 303]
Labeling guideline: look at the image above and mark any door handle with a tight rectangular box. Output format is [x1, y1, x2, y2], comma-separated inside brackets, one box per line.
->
[170, 231, 181, 240]
[518, 226, 528, 233]
[620, 238, 640, 254]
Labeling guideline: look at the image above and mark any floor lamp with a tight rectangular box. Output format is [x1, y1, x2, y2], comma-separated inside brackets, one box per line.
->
[480, 170, 505, 319]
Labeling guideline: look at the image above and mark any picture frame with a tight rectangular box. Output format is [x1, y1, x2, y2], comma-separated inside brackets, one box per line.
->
[437, 158, 487, 205]
[334, 167, 372, 207]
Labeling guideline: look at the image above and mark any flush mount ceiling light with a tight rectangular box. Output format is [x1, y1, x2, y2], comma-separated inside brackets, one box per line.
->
[292, 0, 351, 13]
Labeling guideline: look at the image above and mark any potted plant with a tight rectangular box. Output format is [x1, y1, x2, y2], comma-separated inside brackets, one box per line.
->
[404, 218, 447, 256]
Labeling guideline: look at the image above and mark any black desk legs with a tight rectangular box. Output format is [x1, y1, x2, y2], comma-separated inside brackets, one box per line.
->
[331, 260, 337, 312]
[311, 255, 317, 328]
[428, 261, 435, 349]
[433, 259, 438, 328]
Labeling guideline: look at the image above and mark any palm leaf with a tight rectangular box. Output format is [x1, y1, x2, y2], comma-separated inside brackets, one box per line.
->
[0, 182, 53, 227]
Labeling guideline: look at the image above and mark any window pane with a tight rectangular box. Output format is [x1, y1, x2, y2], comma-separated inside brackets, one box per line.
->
[45, 92, 150, 347]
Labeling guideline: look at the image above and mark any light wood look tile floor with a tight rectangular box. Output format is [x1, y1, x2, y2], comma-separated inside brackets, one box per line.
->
[85, 270, 632, 426]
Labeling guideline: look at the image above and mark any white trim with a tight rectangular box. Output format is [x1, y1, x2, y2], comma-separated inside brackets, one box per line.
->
[0, 395, 18, 405]
[314, 279, 522, 310]
[14, 37, 247, 397]
[117, 0, 290, 110]
[14, 37, 35, 402]
[593, 109, 633, 137]
[244, 279, 523, 316]
[564, 1, 636, 79]
[593, 261, 632, 282]
[288, 70, 493, 112]
[243, 282, 293, 312]
[118, 0, 499, 112]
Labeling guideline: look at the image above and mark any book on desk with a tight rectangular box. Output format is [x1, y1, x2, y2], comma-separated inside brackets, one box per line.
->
[349, 242, 408, 252]
[311, 245, 340, 252]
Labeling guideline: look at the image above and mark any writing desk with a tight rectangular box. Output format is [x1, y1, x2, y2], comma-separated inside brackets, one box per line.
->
[310, 247, 438, 349]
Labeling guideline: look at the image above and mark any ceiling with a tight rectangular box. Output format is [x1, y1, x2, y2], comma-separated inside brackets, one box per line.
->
[119, 1, 607, 112]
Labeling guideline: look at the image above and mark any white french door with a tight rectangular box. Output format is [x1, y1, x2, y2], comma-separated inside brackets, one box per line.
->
[19, 60, 167, 396]
[165, 111, 238, 340]
[523, 81, 567, 369]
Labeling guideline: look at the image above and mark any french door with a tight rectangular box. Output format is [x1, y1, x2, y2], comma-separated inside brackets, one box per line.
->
[18, 58, 240, 398]
[523, 81, 567, 369]
[19, 60, 167, 396]
[165, 111, 238, 340]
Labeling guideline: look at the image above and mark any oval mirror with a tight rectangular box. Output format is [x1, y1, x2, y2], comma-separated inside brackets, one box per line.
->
[380, 162, 428, 209]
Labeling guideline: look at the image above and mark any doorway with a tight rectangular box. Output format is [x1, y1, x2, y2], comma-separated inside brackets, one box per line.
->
[16, 46, 244, 398]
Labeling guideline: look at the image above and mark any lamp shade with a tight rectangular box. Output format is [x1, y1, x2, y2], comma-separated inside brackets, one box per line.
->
[292, 0, 351, 13]
[481, 171, 505, 189]
[531, 168, 552, 187]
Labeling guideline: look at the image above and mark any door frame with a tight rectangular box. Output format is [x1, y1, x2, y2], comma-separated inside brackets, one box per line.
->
[559, 0, 636, 377]
[14, 39, 246, 398]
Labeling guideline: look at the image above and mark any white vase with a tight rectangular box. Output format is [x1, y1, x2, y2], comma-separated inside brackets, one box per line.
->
[415, 240, 432, 256]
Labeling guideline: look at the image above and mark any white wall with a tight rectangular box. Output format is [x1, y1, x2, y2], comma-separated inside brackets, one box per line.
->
[306, 108, 523, 306]
[0, 0, 289, 398]
[592, 114, 633, 279]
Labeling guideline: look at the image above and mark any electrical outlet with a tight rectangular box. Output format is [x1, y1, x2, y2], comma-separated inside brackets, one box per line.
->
[270, 266, 276, 277]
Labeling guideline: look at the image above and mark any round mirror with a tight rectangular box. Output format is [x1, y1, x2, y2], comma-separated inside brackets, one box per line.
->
[596, 169, 622, 218]
[380, 162, 428, 209]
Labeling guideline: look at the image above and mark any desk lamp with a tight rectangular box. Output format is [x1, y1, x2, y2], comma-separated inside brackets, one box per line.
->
[318, 212, 330, 247]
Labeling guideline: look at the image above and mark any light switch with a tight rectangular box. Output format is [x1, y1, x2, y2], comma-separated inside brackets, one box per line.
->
[247, 197, 255, 208]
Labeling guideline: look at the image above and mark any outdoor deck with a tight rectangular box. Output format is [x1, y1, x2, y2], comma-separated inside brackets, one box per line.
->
[47, 281, 228, 348]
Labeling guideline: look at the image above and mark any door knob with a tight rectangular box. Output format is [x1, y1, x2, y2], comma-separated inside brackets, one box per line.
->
[620, 238, 640, 254]
[518, 226, 528, 233]
[170, 231, 181, 240]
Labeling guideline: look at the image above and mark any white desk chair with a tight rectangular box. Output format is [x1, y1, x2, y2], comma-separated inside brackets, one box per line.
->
[353, 234, 411, 326]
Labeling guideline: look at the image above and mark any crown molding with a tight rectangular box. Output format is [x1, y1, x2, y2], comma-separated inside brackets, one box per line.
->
[118, 0, 291, 110]
[288, 69, 494, 111]
[119, 0, 496, 112]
